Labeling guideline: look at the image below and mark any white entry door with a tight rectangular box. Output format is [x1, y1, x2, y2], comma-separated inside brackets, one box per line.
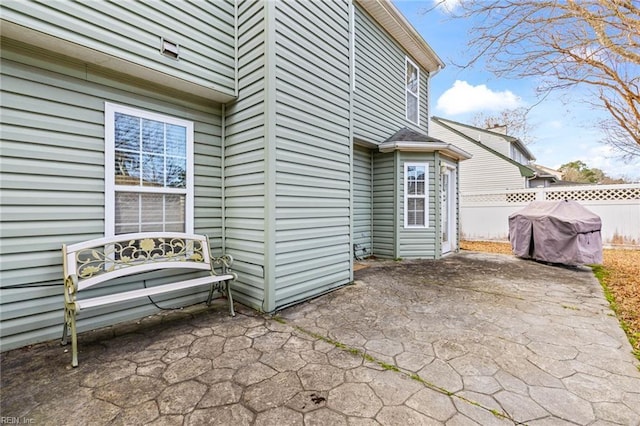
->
[441, 165, 457, 254]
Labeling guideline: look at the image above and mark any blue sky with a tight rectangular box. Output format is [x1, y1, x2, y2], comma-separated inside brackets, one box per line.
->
[393, 0, 640, 181]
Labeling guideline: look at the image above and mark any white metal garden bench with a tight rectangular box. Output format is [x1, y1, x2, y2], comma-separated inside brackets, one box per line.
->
[61, 232, 236, 367]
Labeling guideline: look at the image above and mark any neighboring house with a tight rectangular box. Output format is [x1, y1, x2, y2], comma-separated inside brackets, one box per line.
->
[431, 117, 556, 190]
[529, 164, 561, 187]
[0, 0, 469, 351]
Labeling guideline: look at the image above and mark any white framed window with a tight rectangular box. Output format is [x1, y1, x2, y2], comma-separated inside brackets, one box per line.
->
[405, 57, 420, 125]
[404, 163, 428, 228]
[105, 103, 194, 236]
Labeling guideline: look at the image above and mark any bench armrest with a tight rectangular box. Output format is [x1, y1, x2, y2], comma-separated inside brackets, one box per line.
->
[63, 274, 78, 307]
[212, 254, 234, 276]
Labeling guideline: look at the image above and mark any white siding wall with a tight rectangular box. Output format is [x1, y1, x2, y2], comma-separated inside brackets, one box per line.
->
[0, 45, 224, 351]
[1, 0, 236, 97]
[431, 120, 527, 191]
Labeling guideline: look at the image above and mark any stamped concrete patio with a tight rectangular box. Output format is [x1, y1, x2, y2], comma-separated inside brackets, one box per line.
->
[1, 251, 639, 425]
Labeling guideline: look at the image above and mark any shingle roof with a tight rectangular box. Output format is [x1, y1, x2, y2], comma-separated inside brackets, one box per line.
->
[379, 127, 472, 160]
[384, 127, 444, 143]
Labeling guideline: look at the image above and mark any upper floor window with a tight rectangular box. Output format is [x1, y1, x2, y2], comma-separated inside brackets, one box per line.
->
[404, 163, 428, 228]
[510, 144, 528, 165]
[405, 57, 420, 125]
[105, 103, 194, 236]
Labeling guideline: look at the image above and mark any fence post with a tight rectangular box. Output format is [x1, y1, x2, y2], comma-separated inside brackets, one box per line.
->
[536, 188, 545, 201]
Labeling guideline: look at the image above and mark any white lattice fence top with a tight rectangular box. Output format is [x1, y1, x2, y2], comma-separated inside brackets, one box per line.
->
[463, 191, 538, 203]
[545, 186, 640, 201]
[506, 192, 537, 203]
[462, 184, 640, 204]
[463, 193, 510, 203]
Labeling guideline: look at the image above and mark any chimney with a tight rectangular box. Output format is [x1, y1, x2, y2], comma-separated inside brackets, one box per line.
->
[488, 124, 507, 134]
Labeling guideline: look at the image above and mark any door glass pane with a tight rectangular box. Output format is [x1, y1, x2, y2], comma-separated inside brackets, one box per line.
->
[442, 173, 449, 243]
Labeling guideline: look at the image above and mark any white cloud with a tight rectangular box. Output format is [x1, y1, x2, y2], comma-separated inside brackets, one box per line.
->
[433, 0, 462, 13]
[435, 80, 522, 115]
[548, 120, 563, 129]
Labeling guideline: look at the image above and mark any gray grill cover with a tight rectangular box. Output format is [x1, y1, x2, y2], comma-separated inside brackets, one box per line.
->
[509, 200, 602, 265]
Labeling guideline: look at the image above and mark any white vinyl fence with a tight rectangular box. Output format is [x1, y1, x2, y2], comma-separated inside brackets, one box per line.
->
[460, 184, 640, 248]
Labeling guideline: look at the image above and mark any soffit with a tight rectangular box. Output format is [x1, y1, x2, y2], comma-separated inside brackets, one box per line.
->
[355, 0, 444, 74]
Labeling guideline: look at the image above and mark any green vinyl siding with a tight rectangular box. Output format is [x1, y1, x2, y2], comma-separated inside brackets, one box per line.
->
[372, 152, 396, 258]
[0, 49, 224, 351]
[353, 145, 373, 256]
[1, 0, 236, 98]
[397, 152, 438, 258]
[273, 0, 352, 309]
[223, 0, 267, 311]
[353, 4, 429, 144]
[372, 151, 439, 259]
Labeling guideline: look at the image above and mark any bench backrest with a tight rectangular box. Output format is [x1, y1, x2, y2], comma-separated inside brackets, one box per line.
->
[63, 233, 214, 291]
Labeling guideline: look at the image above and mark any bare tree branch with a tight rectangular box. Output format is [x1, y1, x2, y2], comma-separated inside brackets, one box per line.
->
[445, 0, 640, 156]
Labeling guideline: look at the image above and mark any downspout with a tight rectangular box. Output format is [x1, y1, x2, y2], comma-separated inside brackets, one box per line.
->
[369, 149, 374, 257]
[234, 0, 239, 99]
[221, 103, 226, 253]
[393, 152, 400, 258]
[434, 152, 441, 258]
[348, 1, 355, 282]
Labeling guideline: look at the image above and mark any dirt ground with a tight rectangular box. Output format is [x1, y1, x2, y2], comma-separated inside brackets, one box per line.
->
[460, 240, 640, 355]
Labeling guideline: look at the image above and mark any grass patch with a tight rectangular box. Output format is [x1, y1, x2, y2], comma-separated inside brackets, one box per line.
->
[592, 263, 640, 364]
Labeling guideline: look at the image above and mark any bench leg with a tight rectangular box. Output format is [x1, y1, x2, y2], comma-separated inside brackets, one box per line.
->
[226, 280, 235, 317]
[206, 282, 215, 306]
[205, 281, 235, 316]
[61, 320, 68, 346]
[62, 306, 79, 367]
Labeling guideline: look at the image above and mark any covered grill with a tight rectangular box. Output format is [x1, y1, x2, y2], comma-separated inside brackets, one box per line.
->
[509, 200, 602, 265]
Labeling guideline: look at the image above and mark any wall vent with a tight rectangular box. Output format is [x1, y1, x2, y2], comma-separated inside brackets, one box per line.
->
[160, 38, 179, 59]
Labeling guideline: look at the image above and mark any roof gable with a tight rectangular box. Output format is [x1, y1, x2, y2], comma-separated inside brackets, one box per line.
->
[431, 117, 535, 177]
[355, 0, 444, 74]
[432, 116, 535, 161]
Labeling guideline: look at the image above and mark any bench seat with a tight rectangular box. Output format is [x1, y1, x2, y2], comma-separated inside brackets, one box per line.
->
[61, 232, 236, 367]
[75, 274, 235, 311]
